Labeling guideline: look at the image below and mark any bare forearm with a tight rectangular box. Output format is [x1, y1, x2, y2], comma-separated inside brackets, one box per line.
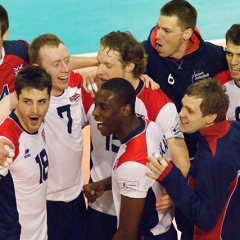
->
[69, 55, 97, 70]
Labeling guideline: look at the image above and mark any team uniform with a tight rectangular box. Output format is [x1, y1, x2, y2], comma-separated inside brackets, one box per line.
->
[157, 120, 240, 240]
[45, 71, 86, 240]
[0, 111, 48, 240]
[81, 80, 182, 239]
[224, 79, 240, 122]
[142, 27, 230, 158]
[0, 40, 29, 100]
[112, 118, 175, 239]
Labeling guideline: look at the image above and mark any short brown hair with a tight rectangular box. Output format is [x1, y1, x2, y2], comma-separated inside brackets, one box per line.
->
[160, 0, 197, 31]
[185, 78, 229, 123]
[226, 24, 240, 46]
[0, 5, 9, 37]
[28, 34, 64, 65]
[100, 31, 147, 78]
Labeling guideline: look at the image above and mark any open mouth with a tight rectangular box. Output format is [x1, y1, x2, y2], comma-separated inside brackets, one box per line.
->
[29, 117, 40, 126]
[230, 67, 240, 75]
[96, 121, 104, 128]
[57, 76, 68, 81]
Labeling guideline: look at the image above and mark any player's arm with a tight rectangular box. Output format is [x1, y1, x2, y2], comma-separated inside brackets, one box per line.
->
[83, 176, 112, 203]
[155, 102, 190, 177]
[146, 154, 229, 231]
[167, 137, 190, 177]
[69, 55, 97, 70]
[140, 74, 160, 90]
[113, 196, 145, 240]
[0, 92, 16, 123]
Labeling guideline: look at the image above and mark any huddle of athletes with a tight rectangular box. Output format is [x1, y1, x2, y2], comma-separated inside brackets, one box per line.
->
[0, 1, 240, 240]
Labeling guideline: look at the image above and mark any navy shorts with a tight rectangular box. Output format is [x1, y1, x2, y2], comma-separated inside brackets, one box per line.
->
[86, 206, 117, 240]
[47, 192, 87, 240]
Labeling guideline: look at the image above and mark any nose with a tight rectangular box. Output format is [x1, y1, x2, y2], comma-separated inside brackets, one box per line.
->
[61, 61, 69, 72]
[92, 105, 99, 117]
[97, 63, 104, 75]
[230, 55, 239, 65]
[178, 107, 185, 118]
[156, 28, 163, 39]
[31, 103, 38, 113]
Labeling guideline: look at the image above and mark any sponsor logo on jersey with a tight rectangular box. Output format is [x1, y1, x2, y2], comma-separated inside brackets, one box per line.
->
[24, 148, 31, 158]
[41, 129, 46, 144]
[13, 64, 24, 76]
[192, 69, 210, 82]
[159, 135, 168, 157]
[171, 124, 181, 136]
[122, 181, 139, 190]
[69, 93, 80, 103]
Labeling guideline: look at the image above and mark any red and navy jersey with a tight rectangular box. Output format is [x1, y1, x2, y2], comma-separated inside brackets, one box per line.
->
[142, 27, 230, 158]
[0, 111, 48, 240]
[158, 120, 240, 240]
[0, 40, 29, 100]
[143, 27, 229, 112]
[112, 118, 174, 237]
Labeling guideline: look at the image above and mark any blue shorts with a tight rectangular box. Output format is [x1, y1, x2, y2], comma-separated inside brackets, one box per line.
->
[47, 192, 87, 240]
[86, 206, 117, 240]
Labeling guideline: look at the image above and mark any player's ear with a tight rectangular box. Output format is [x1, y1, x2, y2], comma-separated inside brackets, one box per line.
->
[121, 104, 131, 117]
[125, 62, 135, 74]
[183, 28, 193, 41]
[14, 91, 19, 104]
[205, 113, 217, 125]
[2, 29, 8, 40]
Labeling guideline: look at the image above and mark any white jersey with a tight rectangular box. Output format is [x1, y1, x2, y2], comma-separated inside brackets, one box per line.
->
[81, 80, 182, 215]
[46, 71, 85, 202]
[0, 111, 48, 240]
[112, 118, 174, 236]
[224, 79, 240, 122]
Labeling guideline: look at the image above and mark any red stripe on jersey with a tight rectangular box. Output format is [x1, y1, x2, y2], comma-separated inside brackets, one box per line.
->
[0, 117, 22, 162]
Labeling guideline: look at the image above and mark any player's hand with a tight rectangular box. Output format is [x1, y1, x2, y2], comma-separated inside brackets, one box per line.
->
[156, 187, 173, 211]
[0, 138, 15, 167]
[82, 70, 98, 98]
[83, 181, 105, 203]
[146, 153, 170, 179]
[140, 74, 160, 90]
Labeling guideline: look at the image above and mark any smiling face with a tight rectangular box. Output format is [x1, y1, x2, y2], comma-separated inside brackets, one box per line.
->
[38, 43, 71, 96]
[15, 88, 50, 133]
[155, 15, 190, 58]
[178, 94, 214, 133]
[96, 46, 126, 86]
[92, 88, 123, 137]
[226, 40, 240, 86]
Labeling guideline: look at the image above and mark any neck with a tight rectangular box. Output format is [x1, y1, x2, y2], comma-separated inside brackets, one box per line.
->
[51, 89, 64, 97]
[171, 39, 190, 59]
[115, 116, 141, 141]
[126, 76, 140, 90]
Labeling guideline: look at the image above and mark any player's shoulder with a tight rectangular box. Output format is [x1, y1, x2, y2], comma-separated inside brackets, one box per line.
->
[69, 71, 83, 88]
[0, 117, 22, 142]
[3, 40, 29, 61]
[140, 84, 172, 103]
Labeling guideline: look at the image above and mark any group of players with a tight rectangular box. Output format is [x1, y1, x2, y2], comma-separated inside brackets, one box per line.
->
[0, 0, 240, 239]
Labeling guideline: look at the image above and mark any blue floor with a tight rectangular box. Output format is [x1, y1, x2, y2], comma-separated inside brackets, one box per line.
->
[2, 0, 239, 54]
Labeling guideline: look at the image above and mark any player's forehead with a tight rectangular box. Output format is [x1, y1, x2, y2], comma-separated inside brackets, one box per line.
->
[98, 45, 122, 63]
[19, 88, 48, 99]
[226, 40, 240, 54]
[39, 43, 69, 61]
